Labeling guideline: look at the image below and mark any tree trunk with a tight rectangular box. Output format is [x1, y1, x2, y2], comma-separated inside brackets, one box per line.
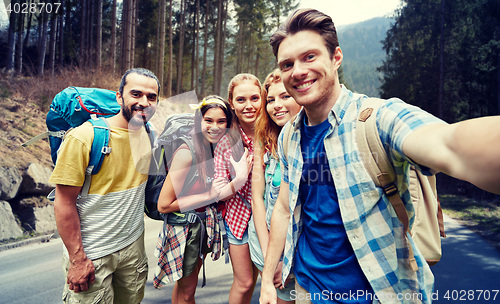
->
[16, 3, 24, 74]
[37, 12, 49, 75]
[236, 22, 244, 74]
[130, 0, 137, 69]
[176, 0, 186, 95]
[111, 0, 117, 75]
[58, 0, 64, 68]
[65, 0, 72, 62]
[255, 48, 259, 77]
[438, 0, 445, 119]
[190, 8, 196, 91]
[120, 0, 126, 73]
[96, 0, 103, 70]
[88, 0, 94, 69]
[123, 0, 132, 72]
[6, 0, 17, 72]
[217, 0, 227, 94]
[254, 27, 261, 77]
[195, 0, 200, 93]
[23, 0, 32, 51]
[201, 0, 209, 96]
[167, 0, 173, 97]
[247, 34, 253, 73]
[49, 14, 57, 76]
[212, 0, 222, 95]
[155, 3, 161, 76]
[159, 0, 166, 94]
[79, 0, 87, 68]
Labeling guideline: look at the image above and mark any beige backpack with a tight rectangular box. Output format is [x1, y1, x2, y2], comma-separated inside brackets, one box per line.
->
[356, 98, 446, 270]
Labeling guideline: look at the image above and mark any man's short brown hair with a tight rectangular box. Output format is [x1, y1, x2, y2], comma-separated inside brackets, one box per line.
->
[270, 8, 339, 59]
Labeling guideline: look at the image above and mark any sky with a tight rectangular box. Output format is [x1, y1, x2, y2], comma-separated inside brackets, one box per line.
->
[298, 0, 402, 26]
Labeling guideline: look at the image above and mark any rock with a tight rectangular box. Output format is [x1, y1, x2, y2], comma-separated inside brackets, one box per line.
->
[32, 205, 57, 233]
[16, 196, 56, 234]
[0, 201, 23, 241]
[20, 163, 54, 196]
[0, 166, 22, 200]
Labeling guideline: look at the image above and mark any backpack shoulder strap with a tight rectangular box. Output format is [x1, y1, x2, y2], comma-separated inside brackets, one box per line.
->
[88, 115, 112, 174]
[356, 97, 418, 271]
[22, 130, 50, 147]
[81, 116, 112, 198]
[356, 98, 396, 187]
[178, 137, 198, 197]
[145, 122, 155, 145]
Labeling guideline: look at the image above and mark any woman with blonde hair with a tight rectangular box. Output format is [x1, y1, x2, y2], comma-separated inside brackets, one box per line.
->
[249, 69, 301, 304]
[214, 73, 263, 304]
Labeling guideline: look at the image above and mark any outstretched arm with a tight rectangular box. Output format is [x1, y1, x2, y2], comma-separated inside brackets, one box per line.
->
[53, 184, 95, 293]
[403, 116, 500, 194]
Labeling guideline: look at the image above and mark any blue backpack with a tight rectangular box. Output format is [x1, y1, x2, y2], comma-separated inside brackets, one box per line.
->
[45, 86, 121, 166]
[23, 86, 153, 200]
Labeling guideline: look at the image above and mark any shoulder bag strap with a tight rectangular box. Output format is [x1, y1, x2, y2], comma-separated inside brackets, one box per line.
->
[356, 98, 417, 271]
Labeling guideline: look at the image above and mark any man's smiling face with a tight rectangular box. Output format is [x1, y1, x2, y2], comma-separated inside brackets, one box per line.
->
[277, 30, 340, 110]
[118, 73, 158, 128]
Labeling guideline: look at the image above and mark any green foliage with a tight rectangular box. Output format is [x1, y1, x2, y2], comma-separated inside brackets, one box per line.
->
[378, 0, 500, 122]
[440, 194, 500, 250]
[39, 94, 50, 110]
[0, 86, 11, 101]
[215, 0, 298, 90]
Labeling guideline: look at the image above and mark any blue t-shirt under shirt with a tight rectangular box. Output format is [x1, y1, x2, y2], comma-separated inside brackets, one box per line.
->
[294, 115, 373, 303]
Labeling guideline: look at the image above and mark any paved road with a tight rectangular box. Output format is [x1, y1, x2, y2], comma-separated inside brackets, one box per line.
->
[0, 215, 499, 303]
[0, 218, 260, 304]
[141, 219, 261, 304]
[432, 214, 500, 303]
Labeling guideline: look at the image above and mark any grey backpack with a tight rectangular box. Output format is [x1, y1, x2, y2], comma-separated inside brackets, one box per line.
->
[144, 113, 197, 220]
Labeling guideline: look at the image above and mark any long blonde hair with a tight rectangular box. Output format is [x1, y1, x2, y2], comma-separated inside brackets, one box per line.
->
[226, 73, 263, 160]
[255, 69, 283, 160]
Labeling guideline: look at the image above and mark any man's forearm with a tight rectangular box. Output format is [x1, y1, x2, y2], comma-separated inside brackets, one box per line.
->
[53, 185, 87, 262]
[54, 199, 87, 262]
[262, 200, 289, 285]
[448, 117, 500, 194]
[53, 184, 95, 292]
[403, 116, 500, 194]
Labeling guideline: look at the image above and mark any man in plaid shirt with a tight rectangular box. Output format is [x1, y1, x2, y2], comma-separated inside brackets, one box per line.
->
[260, 8, 500, 304]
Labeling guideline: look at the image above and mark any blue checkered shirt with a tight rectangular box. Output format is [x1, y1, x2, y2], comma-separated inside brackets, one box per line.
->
[278, 86, 445, 303]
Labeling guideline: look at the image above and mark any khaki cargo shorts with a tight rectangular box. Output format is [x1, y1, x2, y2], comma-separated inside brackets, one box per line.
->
[62, 232, 148, 304]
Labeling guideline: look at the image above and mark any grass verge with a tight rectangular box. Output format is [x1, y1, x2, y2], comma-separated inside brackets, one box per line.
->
[439, 194, 500, 252]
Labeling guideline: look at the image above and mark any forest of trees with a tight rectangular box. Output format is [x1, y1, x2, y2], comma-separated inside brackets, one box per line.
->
[1, 0, 499, 121]
[378, 0, 500, 123]
[377, 0, 500, 199]
[1, 0, 299, 97]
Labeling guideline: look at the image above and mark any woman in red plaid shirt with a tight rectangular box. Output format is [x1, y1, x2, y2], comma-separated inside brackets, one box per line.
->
[214, 73, 263, 304]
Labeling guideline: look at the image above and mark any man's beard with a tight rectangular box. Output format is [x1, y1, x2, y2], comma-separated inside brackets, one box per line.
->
[122, 102, 154, 127]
